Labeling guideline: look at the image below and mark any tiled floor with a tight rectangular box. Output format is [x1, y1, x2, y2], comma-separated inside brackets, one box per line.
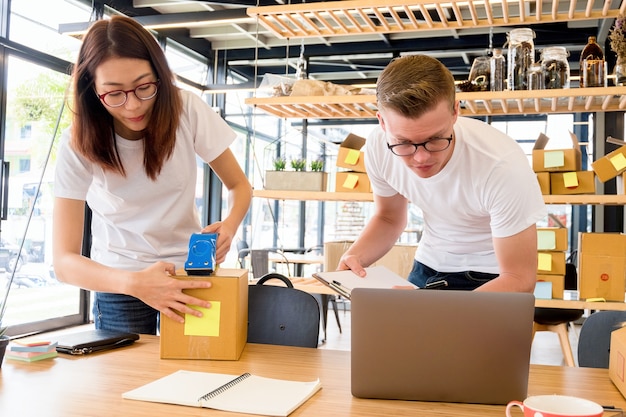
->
[318, 306, 583, 367]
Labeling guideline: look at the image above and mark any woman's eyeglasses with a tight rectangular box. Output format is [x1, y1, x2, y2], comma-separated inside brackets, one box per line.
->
[97, 81, 159, 108]
[387, 136, 453, 156]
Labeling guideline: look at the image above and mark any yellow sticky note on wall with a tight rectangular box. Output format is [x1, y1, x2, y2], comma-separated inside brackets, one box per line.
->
[537, 230, 556, 250]
[344, 149, 361, 166]
[544, 151, 565, 169]
[537, 253, 553, 271]
[563, 172, 579, 188]
[342, 173, 359, 189]
[184, 301, 221, 337]
[610, 153, 626, 171]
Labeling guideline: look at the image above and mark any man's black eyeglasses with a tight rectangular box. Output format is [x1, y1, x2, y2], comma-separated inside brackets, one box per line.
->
[97, 81, 160, 108]
[387, 136, 453, 156]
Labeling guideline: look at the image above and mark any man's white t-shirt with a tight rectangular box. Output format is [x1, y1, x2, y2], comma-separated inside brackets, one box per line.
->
[54, 90, 236, 271]
[365, 116, 547, 274]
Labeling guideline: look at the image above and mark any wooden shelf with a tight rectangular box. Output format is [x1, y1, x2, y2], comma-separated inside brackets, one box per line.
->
[254, 189, 626, 205]
[247, 0, 625, 40]
[253, 189, 373, 202]
[246, 87, 626, 119]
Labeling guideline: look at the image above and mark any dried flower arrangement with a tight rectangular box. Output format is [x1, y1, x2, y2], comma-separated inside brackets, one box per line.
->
[609, 14, 626, 59]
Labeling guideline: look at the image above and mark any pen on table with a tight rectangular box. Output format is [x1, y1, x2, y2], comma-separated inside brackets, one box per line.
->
[331, 280, 352, 297]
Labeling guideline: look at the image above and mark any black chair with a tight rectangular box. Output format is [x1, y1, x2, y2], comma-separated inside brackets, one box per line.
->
[247, 273, 320, 348]
[578, 311, 626, 368]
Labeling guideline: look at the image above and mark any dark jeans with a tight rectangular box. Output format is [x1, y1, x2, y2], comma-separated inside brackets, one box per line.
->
[93, 292, 159, 335]
[407, 260, 498, 291]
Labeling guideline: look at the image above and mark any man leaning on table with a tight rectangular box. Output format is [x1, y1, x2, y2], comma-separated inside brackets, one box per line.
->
[337, 55, 547, 292]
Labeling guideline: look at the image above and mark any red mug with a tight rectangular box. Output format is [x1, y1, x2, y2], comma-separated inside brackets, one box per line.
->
[506, 395, 603, 417]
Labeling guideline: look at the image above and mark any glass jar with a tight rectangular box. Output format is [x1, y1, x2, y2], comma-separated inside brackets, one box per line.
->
[527, 63, 544, 90]
[580, 36, 605, 88]
[507, 28, 535, 90]
[490, 48, 506, 91]
[541, 46, 570, 89]
[468, 56, 491, 91]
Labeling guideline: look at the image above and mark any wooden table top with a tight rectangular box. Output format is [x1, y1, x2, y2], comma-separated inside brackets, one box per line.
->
[1, 335, 625, 416]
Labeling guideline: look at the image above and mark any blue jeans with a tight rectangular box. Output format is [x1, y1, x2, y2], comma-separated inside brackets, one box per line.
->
[93, 292, 159, 335]
[407, 260, 498, 291]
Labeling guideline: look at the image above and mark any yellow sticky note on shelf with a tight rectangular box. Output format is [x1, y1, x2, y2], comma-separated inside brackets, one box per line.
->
[610, 153, 626, 171]
[544, 151, 565, 169]
[537, 230, 556, 250]
[563, 172, 579, 188]
[342, 173, 359, 189]
[184, 301, 221, 337]
[344, 149, 361, 166]
[538, 253, 553, 271]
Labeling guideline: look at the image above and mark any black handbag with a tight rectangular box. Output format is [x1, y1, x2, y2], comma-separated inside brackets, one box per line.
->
[55, 329, 139, 355]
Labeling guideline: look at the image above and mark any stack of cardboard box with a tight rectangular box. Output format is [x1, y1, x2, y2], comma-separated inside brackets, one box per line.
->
[532, 132, 595, 195]
[335, 134, 371, 193]
[536, 227, 568, 299]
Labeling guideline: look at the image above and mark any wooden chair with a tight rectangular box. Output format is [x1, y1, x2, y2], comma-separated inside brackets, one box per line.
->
[533, 307, 584, 367]
[247, 273, 320, 348]
[578, 311, 626, 368]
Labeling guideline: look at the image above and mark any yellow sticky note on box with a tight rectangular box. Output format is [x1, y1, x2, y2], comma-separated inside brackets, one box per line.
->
[537, 230, 557, 250]
[342, 173, 360, 189]
[563, 172, 579, 188]
[344, 149, 361, 166]
[538, 253, 553, 272]
[185, 301, 221, 337]
[610, 153, 626, 171]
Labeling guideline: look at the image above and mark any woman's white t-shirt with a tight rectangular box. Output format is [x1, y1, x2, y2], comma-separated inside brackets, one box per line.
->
[54, 90, 236, 271]
[365, 116, 547, 273]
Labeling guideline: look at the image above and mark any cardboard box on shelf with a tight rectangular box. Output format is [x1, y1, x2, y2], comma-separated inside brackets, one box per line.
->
[336, 133, 367, 173]
[536, 172, 550, 194]
[549, 171, 596, 195]
[324, 241, 417, 279]
[578, 232, 626, 302]
[335, 171, 371, 193]
[537, 227, 568, 252]
[609, 326, 626, 399]
[537, 251, 566, 275]
[618, 172, 626, 195]
[592, 144, 626, 182]
[536, 274, 565, 299]
[532, 132, 582, 173]
[160, 268, 248, 360]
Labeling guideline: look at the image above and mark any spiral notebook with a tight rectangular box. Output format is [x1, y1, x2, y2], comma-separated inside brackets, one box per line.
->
[122, 370, 322, 416]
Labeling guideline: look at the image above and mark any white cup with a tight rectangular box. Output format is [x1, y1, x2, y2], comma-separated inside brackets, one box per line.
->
[505, 395, 603, 417]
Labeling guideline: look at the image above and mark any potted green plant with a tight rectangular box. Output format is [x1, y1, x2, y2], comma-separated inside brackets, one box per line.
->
[264, 157, 328, 191]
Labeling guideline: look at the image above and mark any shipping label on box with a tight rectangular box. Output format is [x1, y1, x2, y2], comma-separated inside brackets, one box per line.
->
[324, 240, 417, 278]
[532, 132, 582, 173]
[537, 227, 568, 251]
[335, 171, 371, 193]
[336, 133, 367, 173]
[549, 171, 596, 194]
[591, 144, 626, 183]
[610, 326, 626, 399]
[536, 274, 565, 299]
[536, 172, 550, 194]
[160, 268, 248, 360]
[578, 233, 626, 302]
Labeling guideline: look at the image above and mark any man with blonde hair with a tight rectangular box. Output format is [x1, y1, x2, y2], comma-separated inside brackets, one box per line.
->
[339, 55, 546, 292]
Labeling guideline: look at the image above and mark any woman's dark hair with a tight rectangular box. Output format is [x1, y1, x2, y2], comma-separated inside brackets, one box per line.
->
[70, 15, 182, 180]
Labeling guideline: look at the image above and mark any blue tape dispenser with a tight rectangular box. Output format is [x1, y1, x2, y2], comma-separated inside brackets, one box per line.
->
[184, 233, 217, 276]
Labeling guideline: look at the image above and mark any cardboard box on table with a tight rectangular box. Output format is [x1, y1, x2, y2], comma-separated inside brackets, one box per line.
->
[549, 171, 596, 194]
[324, 241, 417, 278]
[160, 268, 248, 360]
[336, 133, 367, 173]
[578, 233, 626, 302]
[536, 274, 565, 299]
[532, 132, 582, 173]
[609, 326, 626, 399]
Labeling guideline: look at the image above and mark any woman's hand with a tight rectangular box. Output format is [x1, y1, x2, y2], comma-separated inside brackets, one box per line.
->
[127, 261, 213, 323]
[201, 221, 235, 264]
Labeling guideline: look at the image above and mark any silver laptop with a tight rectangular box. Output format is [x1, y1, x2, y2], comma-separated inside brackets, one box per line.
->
[350, 288, 535, 405]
